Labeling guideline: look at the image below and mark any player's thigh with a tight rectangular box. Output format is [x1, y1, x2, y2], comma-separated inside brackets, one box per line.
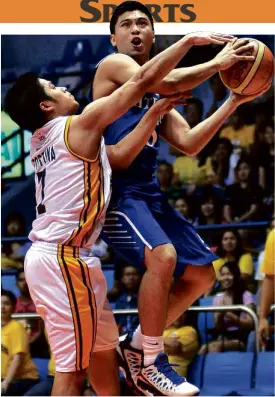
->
[153, 202, 218, 278]
[101, 198, 171, 270]
[24, 247, 105, 372]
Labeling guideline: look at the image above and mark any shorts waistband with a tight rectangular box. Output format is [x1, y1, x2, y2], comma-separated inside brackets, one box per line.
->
[30, 241, 91, 257]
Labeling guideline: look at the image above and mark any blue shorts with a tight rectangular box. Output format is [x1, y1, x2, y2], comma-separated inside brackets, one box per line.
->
[101, 196, 218, 278]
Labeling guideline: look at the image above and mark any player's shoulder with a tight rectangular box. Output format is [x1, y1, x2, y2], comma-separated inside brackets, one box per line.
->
[98, 52, 137, 71]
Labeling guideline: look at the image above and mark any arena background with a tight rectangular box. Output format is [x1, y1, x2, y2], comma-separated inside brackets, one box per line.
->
[1, 34, 275, 396]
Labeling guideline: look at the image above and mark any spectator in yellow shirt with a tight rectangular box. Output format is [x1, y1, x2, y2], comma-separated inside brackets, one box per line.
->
[258, 228, 275, 348]
[213, 229, 254, 284]
[164, 311, 199, 377]
[1, 290, 39, 396]
[219, 107, 255, 154]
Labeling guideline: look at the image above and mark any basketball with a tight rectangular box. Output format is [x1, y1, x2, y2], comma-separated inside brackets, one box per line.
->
[219, 39, 274, 95]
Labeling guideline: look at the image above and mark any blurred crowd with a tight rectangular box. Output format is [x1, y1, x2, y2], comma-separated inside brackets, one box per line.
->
[1, 73, 274, 396]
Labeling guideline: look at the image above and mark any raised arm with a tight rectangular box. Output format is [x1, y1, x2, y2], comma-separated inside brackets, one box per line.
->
[93, 36, 256, 98]
[76, 34, 214, 132]
[159, 85, 271, 156]
[106, 96, 184, 169]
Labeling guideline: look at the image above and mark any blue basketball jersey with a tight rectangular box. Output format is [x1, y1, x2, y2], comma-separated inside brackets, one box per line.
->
[90, 55, 163, 201]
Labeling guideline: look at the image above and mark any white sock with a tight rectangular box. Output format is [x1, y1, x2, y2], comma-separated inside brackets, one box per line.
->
[142, 334, 164, 367]
[130, 326, 143, 350]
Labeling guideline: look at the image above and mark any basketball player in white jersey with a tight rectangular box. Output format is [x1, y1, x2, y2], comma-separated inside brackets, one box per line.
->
[4, 36, 196, 397]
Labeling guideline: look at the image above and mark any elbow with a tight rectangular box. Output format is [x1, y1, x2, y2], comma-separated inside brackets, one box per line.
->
[107, 146, 130, 169]
[109, 157, 129, 170]
[183, 145, 198, 156]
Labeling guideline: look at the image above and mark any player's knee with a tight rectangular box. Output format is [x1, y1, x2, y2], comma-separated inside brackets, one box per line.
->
[153, 245, 177, 275]
[54, 368, 86, 389]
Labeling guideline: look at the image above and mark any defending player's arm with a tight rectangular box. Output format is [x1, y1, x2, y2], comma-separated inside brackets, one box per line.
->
[75, 34, 218, 132]
[94, 36, 255, 98]
[106, 97, 182, 169]
[159, 85, 271, 156]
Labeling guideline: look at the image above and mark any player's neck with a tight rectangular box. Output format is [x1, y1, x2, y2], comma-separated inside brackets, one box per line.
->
[131, 54, 150, 66]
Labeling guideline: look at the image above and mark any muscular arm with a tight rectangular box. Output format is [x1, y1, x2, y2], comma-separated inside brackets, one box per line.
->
[106, 105, 161, 169]
[93, 52, 220, 98]
[159, 98, 237, 156]
[76, 35, 195, 132]
[69, 36, 195, 159]
[93, 37, 255, 98]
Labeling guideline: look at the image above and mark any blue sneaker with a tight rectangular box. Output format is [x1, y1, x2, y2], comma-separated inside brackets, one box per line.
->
[137, 353, 200, 396]
[117, 333, 148, 395]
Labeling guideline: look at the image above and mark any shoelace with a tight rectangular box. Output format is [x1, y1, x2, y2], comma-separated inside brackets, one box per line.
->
[155, 357, 187, 386]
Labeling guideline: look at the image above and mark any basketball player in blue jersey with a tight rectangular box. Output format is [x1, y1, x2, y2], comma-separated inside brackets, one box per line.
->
[90, 2, 269, 395]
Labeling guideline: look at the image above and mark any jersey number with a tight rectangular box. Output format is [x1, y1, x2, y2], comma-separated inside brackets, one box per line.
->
[37, 169, 46, 215]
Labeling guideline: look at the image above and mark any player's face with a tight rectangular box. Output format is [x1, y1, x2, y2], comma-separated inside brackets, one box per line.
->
[220, 266, 234, 289]
[39, 79, 79, 116]
[111, 10, 154, 64]
[222, 231, 237, 253]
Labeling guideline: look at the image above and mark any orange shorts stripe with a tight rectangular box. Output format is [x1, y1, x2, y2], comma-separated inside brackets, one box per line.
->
[57, 245, 97, 370]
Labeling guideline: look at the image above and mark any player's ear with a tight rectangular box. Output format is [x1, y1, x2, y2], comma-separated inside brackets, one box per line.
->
[110, 34, 117, 48]
[152, 34, 155, 44]
[40, 101, 54, 114]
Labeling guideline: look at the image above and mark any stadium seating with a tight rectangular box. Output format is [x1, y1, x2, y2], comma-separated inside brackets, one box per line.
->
[187, 354, 205, 389]
[200, 352, 254, 396]
[198, 296, 215, 344]
[1, 270, 20, 297]
[236, 352, 275, 396]
[32, 358, 49, 381]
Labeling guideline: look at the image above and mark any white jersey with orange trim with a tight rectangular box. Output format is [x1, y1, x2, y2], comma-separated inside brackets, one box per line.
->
[28, 116, 111, 248]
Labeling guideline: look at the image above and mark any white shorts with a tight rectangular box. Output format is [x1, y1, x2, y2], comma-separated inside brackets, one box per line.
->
[24, 241, 119, 372]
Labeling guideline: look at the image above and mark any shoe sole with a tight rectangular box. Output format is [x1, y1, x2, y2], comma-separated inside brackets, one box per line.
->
[137, 377, 200, 396]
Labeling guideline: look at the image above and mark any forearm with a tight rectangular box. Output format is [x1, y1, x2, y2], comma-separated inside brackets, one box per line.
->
[259, 275, 275, 320]
[179, 98, 237, 155]
[137, 36, 193, 90]
[4, 354, 22, 385]
[158, 59, 220, 93]
[107, 110, 160, 169]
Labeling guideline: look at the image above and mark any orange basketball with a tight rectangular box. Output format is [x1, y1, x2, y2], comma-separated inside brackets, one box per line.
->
[219, 39, 274, 95]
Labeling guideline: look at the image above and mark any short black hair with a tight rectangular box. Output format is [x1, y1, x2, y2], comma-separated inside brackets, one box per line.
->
[4, 72, 51, 132]
[1, 289, 17, 310]
[110, 1, 154, 34]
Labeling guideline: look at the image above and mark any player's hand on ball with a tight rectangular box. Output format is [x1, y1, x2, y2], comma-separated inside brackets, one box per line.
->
[186, 31, 234, 46]
[230, 81, 272, 106]
[215, 38, 256, 70]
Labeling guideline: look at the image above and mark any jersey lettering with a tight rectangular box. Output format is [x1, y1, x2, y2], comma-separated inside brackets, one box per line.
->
[37, 169, 46, 215]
